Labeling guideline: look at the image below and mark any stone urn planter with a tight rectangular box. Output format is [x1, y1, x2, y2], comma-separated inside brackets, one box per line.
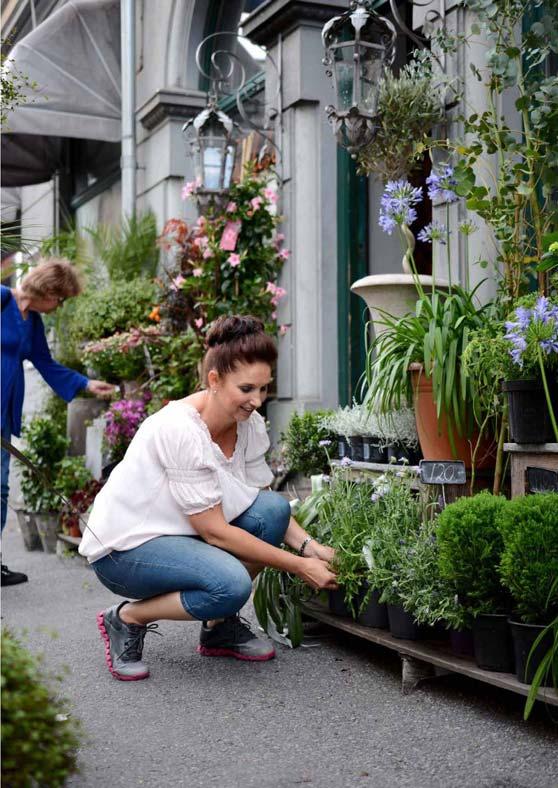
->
[15, 509, 42, 551]
[351, 274, 449, 338]
[34, 512, 60, 554]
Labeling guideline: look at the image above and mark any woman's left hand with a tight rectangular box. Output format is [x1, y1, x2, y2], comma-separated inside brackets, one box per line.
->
[87, 379, 117, 398]
[305, 541, 335, 563]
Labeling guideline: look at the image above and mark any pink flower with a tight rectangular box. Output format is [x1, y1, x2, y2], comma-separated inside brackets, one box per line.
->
[271, 311, 277, 320]
[171, 274, 185, 291]
[194, 318, 204, 329]
[279, 249, 291, 261]
[250, 196, 263, 211]
[264, 187, 278, 204]
[193, 235, 208, 249]
[196, 216, 207, 228]
[203, 247, 214, 259]
[228, 253, 241, 268]
[266, 281, 278, 295]
[279, 324, 289, 336]
[275, 233, 285, 244]
[226, 201, 237, 213]
[192, 267, 203, 277]
[181, 176, 201, 200]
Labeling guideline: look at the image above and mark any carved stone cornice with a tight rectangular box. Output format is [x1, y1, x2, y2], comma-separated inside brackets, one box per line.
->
[241, 0, 347, 48]
[138, 89, 207, 131]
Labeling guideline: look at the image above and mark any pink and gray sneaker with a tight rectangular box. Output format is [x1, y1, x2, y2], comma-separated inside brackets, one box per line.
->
[197, 614, 276, 661]
[97, 602, 158, 681]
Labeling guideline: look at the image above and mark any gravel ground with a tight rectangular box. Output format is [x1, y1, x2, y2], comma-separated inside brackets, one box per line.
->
[2, 514, 557, 788]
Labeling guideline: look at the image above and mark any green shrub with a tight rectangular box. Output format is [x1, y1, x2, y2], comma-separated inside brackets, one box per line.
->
[87, 211, 159, 282]
[281, 410, 335, 477]
[19, 416, 69, 512]
[498, 494, 558, 624]
[69, 278, 157, 344]
[436, 492, 510, 620]
[54, 456, 93, 499]
[1, 628, 81, 787]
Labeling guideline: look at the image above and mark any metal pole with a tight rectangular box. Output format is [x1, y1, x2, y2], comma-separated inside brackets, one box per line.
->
[121, 0, 136, 219]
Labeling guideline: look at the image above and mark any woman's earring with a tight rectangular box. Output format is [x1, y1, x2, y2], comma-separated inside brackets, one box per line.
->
[212, 389, 217, 395]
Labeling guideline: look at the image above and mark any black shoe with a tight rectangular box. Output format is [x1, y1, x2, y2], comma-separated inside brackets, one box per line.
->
[1, 564, 28, 586]
[198, 615, 275, 661]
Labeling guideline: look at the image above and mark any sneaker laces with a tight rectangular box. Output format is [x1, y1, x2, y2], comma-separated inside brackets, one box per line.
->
[228, 615, 257, 644]
[120, 623, 161, 663]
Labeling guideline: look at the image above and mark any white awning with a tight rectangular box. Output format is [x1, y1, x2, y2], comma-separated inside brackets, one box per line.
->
[2, 0, 120, 187]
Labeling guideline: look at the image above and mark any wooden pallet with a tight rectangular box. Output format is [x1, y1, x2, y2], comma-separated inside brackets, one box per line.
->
[302, 601, 558, 706]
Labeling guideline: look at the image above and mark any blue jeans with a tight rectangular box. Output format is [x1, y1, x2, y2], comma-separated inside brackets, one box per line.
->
[1, 419, 12, 533]
[91, 490, 291, 621]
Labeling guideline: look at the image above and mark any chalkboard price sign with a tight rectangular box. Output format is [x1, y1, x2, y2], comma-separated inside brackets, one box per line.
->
[419, 460, 466, 486]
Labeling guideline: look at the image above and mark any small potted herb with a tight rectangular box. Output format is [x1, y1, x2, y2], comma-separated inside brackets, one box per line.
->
[502, 295, 558, 443]
[375, 407, 421, 465]
[437, 492, 514, 672]
[498, 493, 558, 684]
[281, 410, 335, 478]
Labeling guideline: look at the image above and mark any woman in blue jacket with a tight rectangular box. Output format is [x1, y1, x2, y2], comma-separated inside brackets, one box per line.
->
[1, 257, 114, 585]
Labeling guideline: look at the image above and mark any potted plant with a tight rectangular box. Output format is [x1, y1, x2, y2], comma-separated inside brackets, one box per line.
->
[502, 295, 558, 444]
[436, 492, 514, 672]
[281, 410, 335, 480]
[498, 493, 558, 685]
[53, 457, 93, 537]
[320, 408, 353, 460]
[363, 468, 430, 639]
[103, 396, 149, 466]
[367, 281, 495, 467]
[523, 580, 557, 719]
[375, 406, 420, 465]
[19, 416, 69, 553]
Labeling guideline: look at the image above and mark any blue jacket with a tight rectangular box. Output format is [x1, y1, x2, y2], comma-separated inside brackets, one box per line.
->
[1, 285, 88, 436]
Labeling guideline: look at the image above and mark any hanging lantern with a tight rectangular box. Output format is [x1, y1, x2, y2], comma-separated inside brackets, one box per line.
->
[322, 0, 397, 156]
[182, 95, 239, 211]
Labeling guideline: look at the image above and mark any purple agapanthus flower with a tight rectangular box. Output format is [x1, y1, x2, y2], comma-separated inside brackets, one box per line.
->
[378, 180, 423, 235]
[340, 456, 354, 467]
[426, 165, 458, 204]
[504, 296, 558, 368]
[319, 439, 332, 447]
[417, 221, 449, 245]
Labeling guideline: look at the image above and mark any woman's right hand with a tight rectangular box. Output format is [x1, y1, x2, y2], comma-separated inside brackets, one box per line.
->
[297, 557, 338, 591]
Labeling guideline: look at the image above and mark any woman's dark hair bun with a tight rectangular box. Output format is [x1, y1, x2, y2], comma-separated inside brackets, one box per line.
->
[206, 315, 265, 348]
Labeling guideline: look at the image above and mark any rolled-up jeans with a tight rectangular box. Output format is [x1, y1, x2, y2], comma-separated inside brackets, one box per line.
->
[91, 490, 291, 621]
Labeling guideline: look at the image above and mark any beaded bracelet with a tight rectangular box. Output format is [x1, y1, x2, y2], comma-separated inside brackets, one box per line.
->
[298, 536, 314, 556]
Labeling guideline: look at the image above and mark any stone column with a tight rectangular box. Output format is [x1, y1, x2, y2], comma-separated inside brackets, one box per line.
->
[243, 0, 346, 443]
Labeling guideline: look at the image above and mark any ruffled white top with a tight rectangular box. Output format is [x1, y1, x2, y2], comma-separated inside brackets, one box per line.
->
[78, 400, 274, 563]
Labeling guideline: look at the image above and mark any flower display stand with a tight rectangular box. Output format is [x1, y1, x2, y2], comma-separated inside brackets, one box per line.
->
[301, 601, 558, 706]
[504, 443, 558, 498]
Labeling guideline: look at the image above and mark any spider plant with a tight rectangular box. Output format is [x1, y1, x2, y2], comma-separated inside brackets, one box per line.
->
[366, 283, 490, 454]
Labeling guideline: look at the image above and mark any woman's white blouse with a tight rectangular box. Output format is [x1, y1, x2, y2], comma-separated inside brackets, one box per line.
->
[78, 401, 274, 562]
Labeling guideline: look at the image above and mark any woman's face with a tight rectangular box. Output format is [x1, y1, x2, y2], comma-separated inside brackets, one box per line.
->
[211, 361, 272, 422]
[28, 293, 65, 314]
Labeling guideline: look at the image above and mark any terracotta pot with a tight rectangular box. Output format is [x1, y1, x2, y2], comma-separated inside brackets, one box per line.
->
[410, 364, 495, 469]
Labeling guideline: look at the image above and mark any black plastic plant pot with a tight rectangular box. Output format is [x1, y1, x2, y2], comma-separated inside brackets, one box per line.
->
[472, 613, 515, 672]
[357, 588, 388, 629]
[510, 620, 554, 686]
[386, 444, 422, 466]
[449, 628, 475, 659]
[503, 379, 558, 444]
[362, 437, 386, 463]
[337, 436, 350, 460]
[328, 588, 351, 617]
[348, 436, 364, 462]
[387, 604, 423, 640]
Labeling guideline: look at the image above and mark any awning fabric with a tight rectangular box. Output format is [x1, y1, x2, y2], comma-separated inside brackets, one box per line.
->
[2, 0, 120, 187]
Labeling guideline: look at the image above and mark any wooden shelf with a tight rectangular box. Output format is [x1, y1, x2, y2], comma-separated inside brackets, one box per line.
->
[504, 443, 558, 454]
[302, 601, 558, 707]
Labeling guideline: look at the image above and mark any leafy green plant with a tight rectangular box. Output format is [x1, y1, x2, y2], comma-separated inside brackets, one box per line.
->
[1, 628, 81, 787]
[69, 278, 157, 344]
[436, 492, 510, 626]
[19, 416, 69, 512]
[87, 212, 159, 282]
[498, 493, 558, 624]
[82, 332, 148, 383]
[53, 456, 92, 500]
[357, 53, 445, 181]
[367, 285, 490, 453]
[362, 469, 431, 607]
[281, 410, 335, 477]
[146, 330, 203, 412]
[396, 516, 466, 629]
[523, 579, 558, 720]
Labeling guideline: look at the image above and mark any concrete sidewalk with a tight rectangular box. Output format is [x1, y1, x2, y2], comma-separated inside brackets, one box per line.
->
[2, 513, 557, 788]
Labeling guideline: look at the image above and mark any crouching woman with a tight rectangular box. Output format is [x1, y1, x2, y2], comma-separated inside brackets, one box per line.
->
[79, 315, 337, 680]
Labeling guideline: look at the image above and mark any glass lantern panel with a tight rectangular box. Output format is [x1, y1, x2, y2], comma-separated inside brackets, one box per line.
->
[202, 136, 224, 190]
[333, 44, 355, 111]
[223, 144, 235, 190]
[357, 45, 384, 115]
